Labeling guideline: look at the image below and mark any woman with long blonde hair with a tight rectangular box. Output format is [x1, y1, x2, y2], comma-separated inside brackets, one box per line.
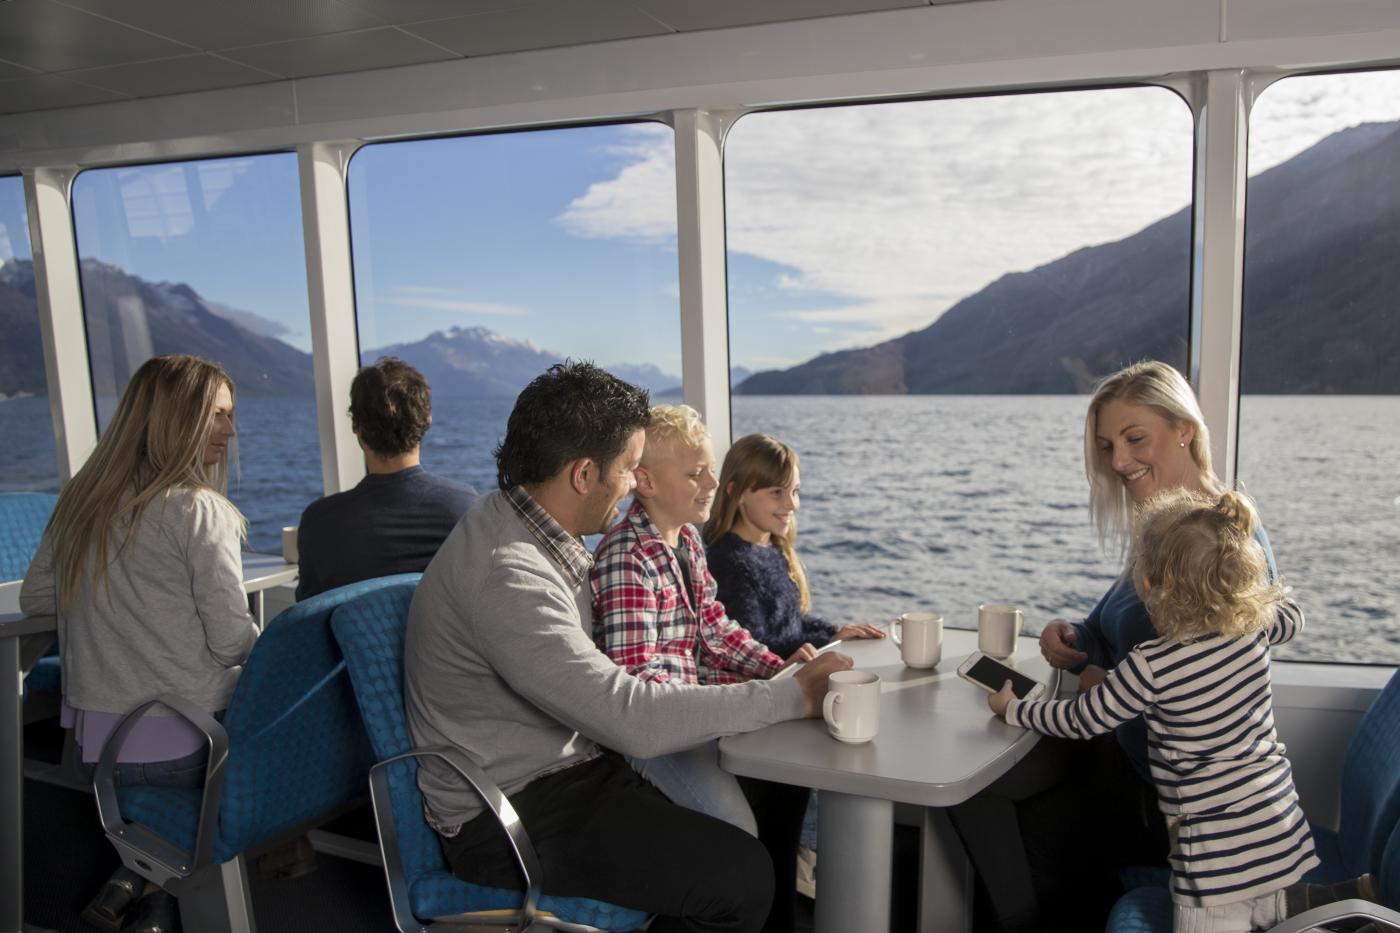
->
[21, 354, 257, 933]
[950, 360, 1295, 933]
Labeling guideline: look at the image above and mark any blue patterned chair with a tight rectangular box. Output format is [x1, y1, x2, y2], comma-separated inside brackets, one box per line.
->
[1108, 668, 1400, 932]
[93, 574, 422, 933]
[329, 583, 650, 933]
[2, 492, 62, 697]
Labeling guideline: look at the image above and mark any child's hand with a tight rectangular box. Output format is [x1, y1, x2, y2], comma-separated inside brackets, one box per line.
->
[1076, 664, 1107, 693]
[835, 623, 885, 641]
[988, 681, 1016, 719]
[781, 643, 819, 671]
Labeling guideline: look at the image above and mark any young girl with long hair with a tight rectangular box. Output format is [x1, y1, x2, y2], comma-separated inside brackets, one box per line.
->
[21, 354, 258, 933]
[703, 433, 882, 657]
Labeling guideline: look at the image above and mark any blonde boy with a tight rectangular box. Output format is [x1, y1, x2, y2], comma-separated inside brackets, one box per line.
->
[590, 404, 814, 832]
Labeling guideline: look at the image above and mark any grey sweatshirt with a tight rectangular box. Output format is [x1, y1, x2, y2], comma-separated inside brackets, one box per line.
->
[21, 487, 258, 715]
[405, 490, 807, 829]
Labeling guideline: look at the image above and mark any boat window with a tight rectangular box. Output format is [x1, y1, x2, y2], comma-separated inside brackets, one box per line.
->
[347, 122, 681, 494]
[0, 175, 61, 495]
[1240, 69, 1400, 665]
[723, 86, 1194, 632]
[70, 154, 319, 553]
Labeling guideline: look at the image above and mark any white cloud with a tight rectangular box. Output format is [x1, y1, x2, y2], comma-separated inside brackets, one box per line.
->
[382, 295, 528, 316]
[556, 75, 1400, 352]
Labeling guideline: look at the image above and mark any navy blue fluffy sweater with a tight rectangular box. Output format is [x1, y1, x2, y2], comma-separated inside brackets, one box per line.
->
[706, 532, 836, 660]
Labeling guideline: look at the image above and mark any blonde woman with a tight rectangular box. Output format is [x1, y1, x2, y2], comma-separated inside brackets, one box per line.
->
[703, 433, 883, 659]
[21, 354, 257, 933]
[950, 360, 1294, 933]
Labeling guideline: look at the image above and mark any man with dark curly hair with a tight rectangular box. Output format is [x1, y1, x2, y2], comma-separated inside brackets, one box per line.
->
[294, 357, 477, 600]
[405, 361, 851, 932]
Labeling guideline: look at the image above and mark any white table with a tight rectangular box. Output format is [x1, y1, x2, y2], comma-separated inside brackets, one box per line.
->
[0, 553, 297, 933]
[719, 627, 1060, 933]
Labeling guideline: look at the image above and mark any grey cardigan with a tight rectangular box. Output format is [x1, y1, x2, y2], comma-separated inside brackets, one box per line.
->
[405, 490, 807, 829]
[21, 487, 258, 715]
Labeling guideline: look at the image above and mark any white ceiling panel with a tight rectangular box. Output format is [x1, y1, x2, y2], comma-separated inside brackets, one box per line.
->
[403, 0, 672, 57]
[219, 28, 457, 80]
[65, 54, 279, 97]
[637, 0, 928, 32]
[345, 0, 530, 28]
[0, 0, 193, 72]
[0, 73, 129, 114]
[54, 0, 383, 50]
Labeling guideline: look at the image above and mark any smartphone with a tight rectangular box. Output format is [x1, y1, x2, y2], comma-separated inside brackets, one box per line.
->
[957, 651, 1046, 701]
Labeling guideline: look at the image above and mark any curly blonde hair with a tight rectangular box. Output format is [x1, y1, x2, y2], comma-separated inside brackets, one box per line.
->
[1130, 489, 1284, 642]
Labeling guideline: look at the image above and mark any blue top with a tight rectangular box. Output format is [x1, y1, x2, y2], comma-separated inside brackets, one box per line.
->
[705, 532, 836, 660]
[295, 466, 478, 600]
[1070, 524, 1278, 779]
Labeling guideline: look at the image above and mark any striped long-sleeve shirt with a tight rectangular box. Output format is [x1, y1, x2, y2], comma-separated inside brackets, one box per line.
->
[1007, 599, 1317, 907]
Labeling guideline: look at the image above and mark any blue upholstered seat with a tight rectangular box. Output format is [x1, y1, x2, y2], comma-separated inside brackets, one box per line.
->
[329, 584, 649, 932]
[110, 575, 419, 865]
[0, 491, 56, 582]
[1108, 669, 1400, 932]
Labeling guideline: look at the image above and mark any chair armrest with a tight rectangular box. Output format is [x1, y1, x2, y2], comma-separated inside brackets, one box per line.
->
[1267, 898, 1400, 933]
[93, 694, 229, 876]
[369, 746, 544, 932]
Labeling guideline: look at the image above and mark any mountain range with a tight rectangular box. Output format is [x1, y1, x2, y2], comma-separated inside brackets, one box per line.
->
[737, 119, 1400, 395]
[1, 118, 1396, 400]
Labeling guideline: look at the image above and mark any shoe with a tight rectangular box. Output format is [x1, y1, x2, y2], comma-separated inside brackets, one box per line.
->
[796, 846, 817, 899]
[80, 870, 142, 932]
[1284, 873, 1378, 917]
[120, 890, 179, 933]
[255, 834, 318, 881]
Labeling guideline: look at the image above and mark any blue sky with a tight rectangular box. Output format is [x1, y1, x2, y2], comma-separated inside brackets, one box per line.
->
[7, 70, 1398, 380]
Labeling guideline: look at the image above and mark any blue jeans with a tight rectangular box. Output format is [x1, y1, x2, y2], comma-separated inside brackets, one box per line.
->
[627, 741, 758, 837]
[81, 744, 210, 789]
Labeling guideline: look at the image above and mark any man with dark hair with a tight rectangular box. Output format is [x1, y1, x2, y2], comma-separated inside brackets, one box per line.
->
[294, 357, 477, 600]
[405, 361, 850, 932]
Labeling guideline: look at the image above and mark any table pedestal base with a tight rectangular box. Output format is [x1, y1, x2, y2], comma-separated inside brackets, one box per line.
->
[920, 807, 973, 933]
[815, 791, 893, 932]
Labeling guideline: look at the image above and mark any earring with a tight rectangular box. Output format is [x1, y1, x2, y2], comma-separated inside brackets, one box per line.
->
[1179, 441, 1186, 448]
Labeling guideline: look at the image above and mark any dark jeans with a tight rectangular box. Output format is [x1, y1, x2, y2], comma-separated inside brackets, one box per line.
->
[443, 752, 775, 933]
[737, 778, 811, 933]
[948, 734, 1169, 933]
[81, 744, 211, 789]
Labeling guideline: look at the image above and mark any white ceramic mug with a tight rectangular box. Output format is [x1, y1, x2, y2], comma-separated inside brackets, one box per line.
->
[282, 525, 299, 564]
[891, 612, 944, 669]
[978, 604, 1023, 659]
[822, 670, 881, 743]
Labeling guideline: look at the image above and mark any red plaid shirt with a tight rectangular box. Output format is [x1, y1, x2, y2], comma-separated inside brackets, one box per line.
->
[590, 500, 784, 685]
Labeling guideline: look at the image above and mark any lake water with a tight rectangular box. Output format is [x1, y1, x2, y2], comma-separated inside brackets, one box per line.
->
[3, 393, 1396, 664]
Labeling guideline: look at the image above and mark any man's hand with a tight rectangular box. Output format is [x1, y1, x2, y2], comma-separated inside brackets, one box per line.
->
[988, 681, 1015, 719]
[779, 644, 819, 672]
[793, 652, 854, 717]
[1076, 664, 1107, 693]
[834, 623, 886, 641]
[1039, 620, 1088, 669]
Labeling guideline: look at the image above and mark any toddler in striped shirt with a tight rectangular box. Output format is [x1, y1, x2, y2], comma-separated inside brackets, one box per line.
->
[989, 489, 1372, 932]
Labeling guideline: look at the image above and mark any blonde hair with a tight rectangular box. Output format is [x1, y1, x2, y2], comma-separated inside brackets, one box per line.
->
[704, 433, 810, 613]
[1085, 360, 1220, 557]
[1130, 489, 1284, 642]
[46, 355, 245, 611]
[642, 404, 710, 464]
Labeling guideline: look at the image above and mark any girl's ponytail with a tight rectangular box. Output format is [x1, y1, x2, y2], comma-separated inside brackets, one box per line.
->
[1215, 490, 1258, 539]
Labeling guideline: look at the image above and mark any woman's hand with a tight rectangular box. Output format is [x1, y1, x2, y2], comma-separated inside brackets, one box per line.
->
[1039, 620, 1088, 669]
[779, 643, 819, 672]
[1076, 664, 1107, 693]
[988, 681, 1016, 719]
[834, 623, 886, 641]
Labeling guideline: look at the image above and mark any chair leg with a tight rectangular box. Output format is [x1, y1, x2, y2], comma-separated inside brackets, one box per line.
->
[174, 856, 257, 933]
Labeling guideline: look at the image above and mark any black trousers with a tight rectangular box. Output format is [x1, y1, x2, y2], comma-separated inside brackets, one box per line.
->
[948, 735, 1169, 933]
[443, 752, 775, 933]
